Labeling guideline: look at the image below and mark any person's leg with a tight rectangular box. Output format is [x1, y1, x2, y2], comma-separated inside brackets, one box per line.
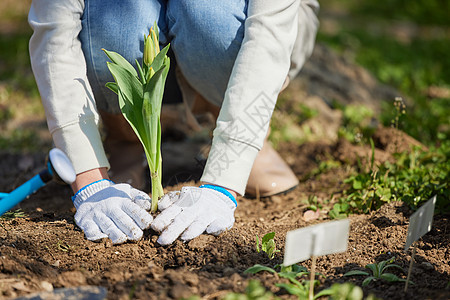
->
[79, 0, 168, 190]
[166, 0, 247, 107]
[167, 0, 298, 197]
[80, 0, 168, 114]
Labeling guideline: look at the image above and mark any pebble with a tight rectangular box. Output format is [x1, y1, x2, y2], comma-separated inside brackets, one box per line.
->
[40, 281, 54, 292]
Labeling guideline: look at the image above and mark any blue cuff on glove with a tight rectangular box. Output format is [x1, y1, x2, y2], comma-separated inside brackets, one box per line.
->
[200, 184, 237, 206]
[71, 179, 114, 202]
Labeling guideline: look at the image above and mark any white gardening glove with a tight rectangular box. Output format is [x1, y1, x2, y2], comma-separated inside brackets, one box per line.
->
[151, 185, 237, 245]
[72, 179, 153, 244]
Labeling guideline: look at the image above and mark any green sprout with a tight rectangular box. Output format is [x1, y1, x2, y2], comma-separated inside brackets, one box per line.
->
[0, 209, 26, 220]
[344, 257, 412, 287]
[256, 232, 280, 260]
[244, 264, 330, 299]
[326, 283, 381, 300]
[103, 23, 170, 212]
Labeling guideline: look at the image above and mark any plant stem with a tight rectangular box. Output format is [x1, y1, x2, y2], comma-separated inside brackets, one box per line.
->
[404, 241, 417, 292]
[309, 255, 317, 300]
[150, 172, 164, 213]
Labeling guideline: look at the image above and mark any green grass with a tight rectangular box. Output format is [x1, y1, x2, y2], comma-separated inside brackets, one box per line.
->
[318, 0, 450, 146]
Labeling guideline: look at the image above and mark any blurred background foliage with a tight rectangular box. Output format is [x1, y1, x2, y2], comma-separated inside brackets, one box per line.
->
[318, 0, 450, 145]
[0, 0, 448, 151]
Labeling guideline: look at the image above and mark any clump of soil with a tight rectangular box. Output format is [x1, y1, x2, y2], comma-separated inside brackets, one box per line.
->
[1, 128, 448, 300]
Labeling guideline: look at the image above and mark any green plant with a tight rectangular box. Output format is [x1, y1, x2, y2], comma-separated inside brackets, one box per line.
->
[337, 104, 376, 144]
[56, 240, 71, 252]
[256, 232, 280, 260]
[104, 24, 170, 212]
[328, 202, 351, 219]
[344, 257, 411, 286]
[223, 280, 279, 300]
[326, 282, 381, 300]
[340, 139, 450, 214]
[244, 264, 330, 300]
[303, 195, 323, 212]
[0, 209, 26, 220]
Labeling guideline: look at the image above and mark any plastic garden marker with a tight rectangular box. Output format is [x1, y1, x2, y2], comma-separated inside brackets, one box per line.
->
[0, 148, 76, 216]
[283, 219, 350, 300]
[403, 195, 436, 292]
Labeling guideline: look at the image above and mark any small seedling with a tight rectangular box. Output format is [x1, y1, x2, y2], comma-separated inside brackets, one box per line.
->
[326, 283, 381, 300]
[0, 209, 26, 220]
[344, 257, 412, 286]
[56, 240, 71, 252]
[244, 264, 329, 300]
[256, 232, 280, 260]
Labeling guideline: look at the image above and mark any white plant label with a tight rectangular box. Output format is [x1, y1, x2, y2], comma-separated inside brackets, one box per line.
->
[404, 195, 436, 251]
[283, 219, 350, 266]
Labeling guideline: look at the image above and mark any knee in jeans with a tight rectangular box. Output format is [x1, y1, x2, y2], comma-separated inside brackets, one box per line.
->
[168, 0, 246, 53]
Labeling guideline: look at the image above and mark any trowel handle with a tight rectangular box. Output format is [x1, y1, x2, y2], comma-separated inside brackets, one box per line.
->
[0, 169, 51, 216]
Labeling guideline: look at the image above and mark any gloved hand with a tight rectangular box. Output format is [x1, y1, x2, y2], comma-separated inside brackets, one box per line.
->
[72, 179, 153, 244]
[151, 185, 237, 245]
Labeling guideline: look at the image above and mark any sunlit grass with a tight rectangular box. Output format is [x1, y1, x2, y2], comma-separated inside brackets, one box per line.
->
[317, 0, 450, 145]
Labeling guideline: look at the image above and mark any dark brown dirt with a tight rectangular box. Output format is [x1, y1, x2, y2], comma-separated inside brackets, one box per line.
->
[1, 128, 449, 300]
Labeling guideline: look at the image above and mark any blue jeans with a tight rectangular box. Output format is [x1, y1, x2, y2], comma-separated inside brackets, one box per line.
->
[80, 0, 248, 114]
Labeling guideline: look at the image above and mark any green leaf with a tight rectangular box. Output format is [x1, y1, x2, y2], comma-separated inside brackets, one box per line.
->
[275, 283, 306, 297]
[105, 82, 118, 94]
[362, 276, 375, 287]
[116, 89, 150, 156]
[382, 264, 404, 274]
[150, 44, 170, 74]
[142, 65, 168, 170]
[244, 264, 276, 275]
[256, 235, 260, 253]
[314, 288, 335, 299]
[262, 232, 276, 244]
[380, 273, 400, 282]
[107, 62, 143, 107]
[344, 270, 370, 277]
[365, 263, 378, 277]
[103, 49, 138, 78]
[135, 59, 145, 84]
[353, 180, 363, 189]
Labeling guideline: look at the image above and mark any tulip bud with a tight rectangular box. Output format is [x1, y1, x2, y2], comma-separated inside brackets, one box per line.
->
[144, 33, 155, 67]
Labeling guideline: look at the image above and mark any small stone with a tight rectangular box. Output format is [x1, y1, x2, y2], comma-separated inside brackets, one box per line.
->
[421, 262, 434, 270]
[52, 260, 60, 267]
[40, 281, 53, 292]
[303, 209, 320, 221]
[223, 267, 235, 277]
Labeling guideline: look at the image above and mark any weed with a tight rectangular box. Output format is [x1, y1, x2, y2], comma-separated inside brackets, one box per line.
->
[336, 104, 377, 145]
[244, 264, 329, 300]
[344, 257, 412, 287]
[318, 2, 450, 145]
[339, 140, 449, 214]
[328, 202, 351, 219]
[56, 240, 71, 252]
[0, 209, 26, 220]
[256, 232, 280, 260]
[326, 282, 381, 300]
[302, 195, 323, 212]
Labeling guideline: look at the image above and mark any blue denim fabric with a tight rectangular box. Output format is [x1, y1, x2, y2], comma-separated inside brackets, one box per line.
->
[80, 0, 248, 114]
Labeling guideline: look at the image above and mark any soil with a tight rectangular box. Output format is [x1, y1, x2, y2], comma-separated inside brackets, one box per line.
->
[1, 128, 449, 300]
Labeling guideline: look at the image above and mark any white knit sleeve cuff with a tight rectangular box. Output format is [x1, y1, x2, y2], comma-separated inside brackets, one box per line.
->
[51, 118, 110, 175]
[200, 137, 259, 196]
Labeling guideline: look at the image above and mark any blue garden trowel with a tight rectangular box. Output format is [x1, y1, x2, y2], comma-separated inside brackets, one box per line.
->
[0, 148, 76, 216]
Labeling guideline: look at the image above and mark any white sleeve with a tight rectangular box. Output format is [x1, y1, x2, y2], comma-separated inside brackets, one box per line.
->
[28, 0, 110, 174]
[201, 0, 319, 195]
